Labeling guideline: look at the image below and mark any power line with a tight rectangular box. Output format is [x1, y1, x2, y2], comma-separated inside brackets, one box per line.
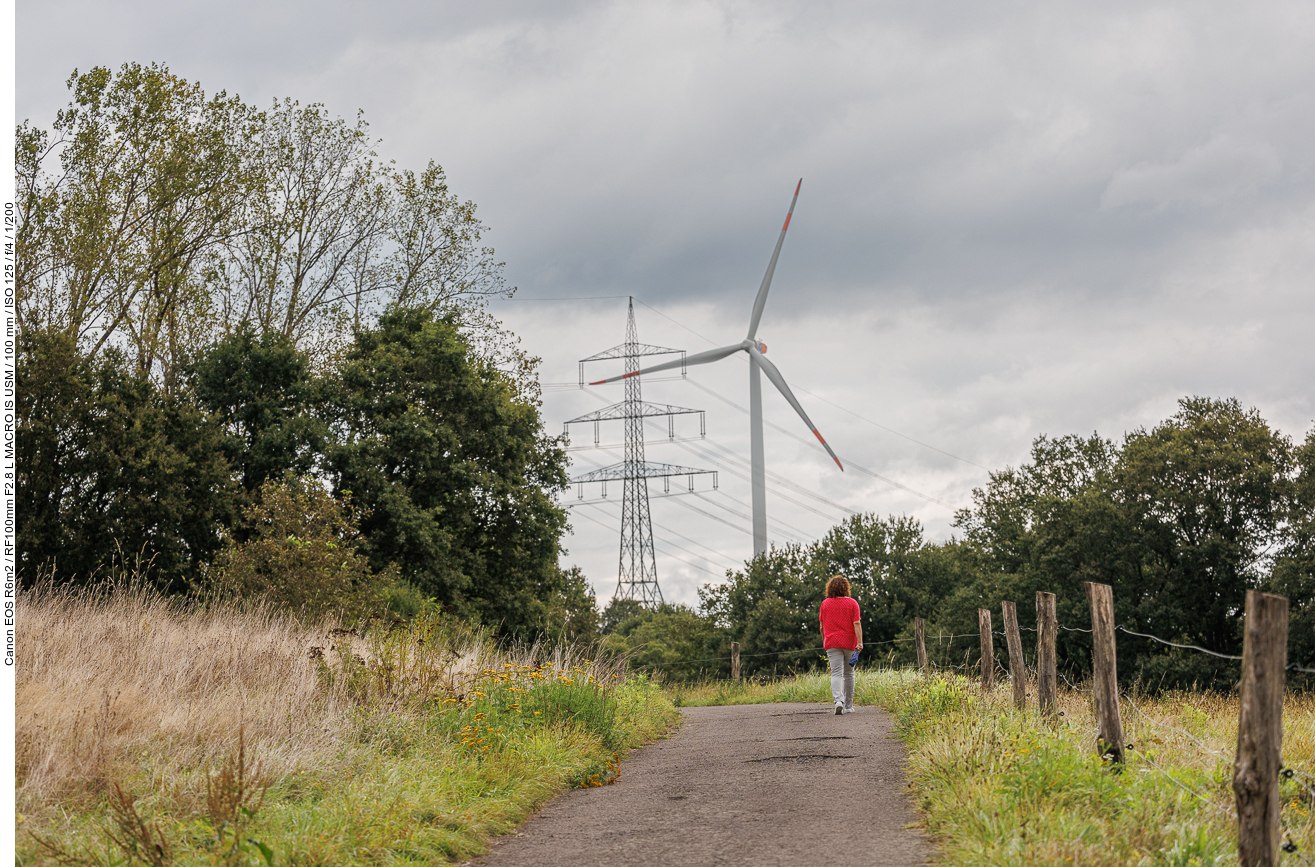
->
[662, 495, 772, 541]
[699, 435, 859, 516]
[570, 392, 837, 534]
[505, 295, 630, 302]
[631, 297, 988, 471]
[570, 504, 726, 580]
[682, 377, 958, 509]
[652, 541, 728, 580]
[696, 491, 814, 543]
[660, 435, 851, 524]
[575, 499, 743, 571]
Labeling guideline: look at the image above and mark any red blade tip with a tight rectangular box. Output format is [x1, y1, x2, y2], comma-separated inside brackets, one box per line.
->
[588, 379, 607, 385]
[795, 179, 802, 195]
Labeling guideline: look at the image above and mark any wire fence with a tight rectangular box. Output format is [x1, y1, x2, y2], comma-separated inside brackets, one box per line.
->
[632, 616, 1314, 681]
[617, 586, 1313, 862]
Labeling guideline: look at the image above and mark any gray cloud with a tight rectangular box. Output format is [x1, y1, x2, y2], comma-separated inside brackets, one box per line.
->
[18, 0, 1315, 603]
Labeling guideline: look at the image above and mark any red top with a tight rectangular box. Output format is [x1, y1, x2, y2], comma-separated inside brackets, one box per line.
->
[819, 597, 861, 650]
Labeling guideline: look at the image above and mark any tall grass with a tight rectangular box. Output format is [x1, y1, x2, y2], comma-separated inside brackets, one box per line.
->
[675, 668, 1315, 865]
[16, 582, 677, 865]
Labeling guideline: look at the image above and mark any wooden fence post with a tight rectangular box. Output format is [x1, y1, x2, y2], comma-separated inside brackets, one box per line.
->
[978, 609, 994, 691]
[731, 642, 741, 681]
[915, 618, 928, 673]
[1002, 601, 1026, 710]
[1233, 590, 1288, 867]
[1085, 582, 1125, 765]
[1036, 591, 1057, 720]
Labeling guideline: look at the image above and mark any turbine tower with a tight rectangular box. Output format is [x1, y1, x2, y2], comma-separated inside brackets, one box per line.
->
[590, 180, 841, 558]
[566, 299, 716, 605]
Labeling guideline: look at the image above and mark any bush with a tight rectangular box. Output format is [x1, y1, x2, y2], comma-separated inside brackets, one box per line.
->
[212, 474, 396, 621]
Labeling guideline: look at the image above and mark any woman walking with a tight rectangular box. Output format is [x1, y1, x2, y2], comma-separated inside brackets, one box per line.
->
[819, 575, 862, 714]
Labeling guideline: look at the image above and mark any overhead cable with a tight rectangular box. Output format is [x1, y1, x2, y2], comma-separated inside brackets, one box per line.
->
[631, 296, 988, 471]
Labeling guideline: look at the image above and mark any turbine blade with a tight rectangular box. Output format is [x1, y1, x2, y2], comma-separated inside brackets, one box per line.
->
[746, 178, 802, 340]
[748, 347, 844, 471]
[588, 343, 744, 385]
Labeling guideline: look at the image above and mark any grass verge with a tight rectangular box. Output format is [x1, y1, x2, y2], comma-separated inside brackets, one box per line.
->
[671, 670, 1315, 865]
[17, 583, 679, 866]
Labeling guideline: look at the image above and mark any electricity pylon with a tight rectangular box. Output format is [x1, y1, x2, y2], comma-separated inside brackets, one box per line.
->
[566, 298, 716, 606]
[590, 181, 842, 557]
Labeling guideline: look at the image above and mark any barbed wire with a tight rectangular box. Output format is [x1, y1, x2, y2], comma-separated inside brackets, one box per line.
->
[1281, 829, 1315, 863]
[1281, 839, 1314, 865]
[1114, 626, 1243, 660]
[1059, 671, 1091, 693]
[1126, 742, 1238, 823]
[1284, 766, 1315, 802]
[1120, 692, 1231, 763]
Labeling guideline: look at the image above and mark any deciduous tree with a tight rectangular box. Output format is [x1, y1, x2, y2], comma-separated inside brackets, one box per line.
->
[324, 307, 569, 635]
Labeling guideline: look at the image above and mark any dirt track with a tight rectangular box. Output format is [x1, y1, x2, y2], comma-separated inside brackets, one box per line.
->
[472, 703, 931, 867]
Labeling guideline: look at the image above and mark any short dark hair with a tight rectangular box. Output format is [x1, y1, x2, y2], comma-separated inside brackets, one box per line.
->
[826, 575, 850, 598]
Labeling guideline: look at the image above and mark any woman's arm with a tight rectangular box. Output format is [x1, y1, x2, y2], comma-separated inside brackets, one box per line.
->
[854, 621, 863, 652]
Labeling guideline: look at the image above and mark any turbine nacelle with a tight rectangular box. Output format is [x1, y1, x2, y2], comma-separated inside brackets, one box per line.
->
[583, 179, 842, 555]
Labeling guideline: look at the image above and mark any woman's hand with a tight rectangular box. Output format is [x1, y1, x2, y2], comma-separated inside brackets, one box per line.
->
[856, 643, 863, 652]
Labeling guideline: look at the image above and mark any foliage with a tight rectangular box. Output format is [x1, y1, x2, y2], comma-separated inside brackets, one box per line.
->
[947, 398, 1302, 688]
[16, 327, 236, 592]
[18, 63, 515, 386]
[16, 66, 578, 636]
[600, 597, 646, 634]
[699, 544, 818, 676]
[696, 516, 970, 677]
[211, 474, 397, 622]
[536, 566, 601, 645]
[190, 327, 325, 496]
[600, 604, 727, 681]
[16, 63, 259, 389]
[812, 513, 952, 648]
[664, 397, 1313, 690]
[324, 306, 570, 636]
[1268, 429, 1315, 680]
[16, 583, 678, 866]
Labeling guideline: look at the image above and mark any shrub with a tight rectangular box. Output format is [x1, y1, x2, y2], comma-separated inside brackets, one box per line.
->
[213, 474, 396, 621]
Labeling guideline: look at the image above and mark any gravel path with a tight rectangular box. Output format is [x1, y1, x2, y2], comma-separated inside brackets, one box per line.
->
[472, 702, 932, 867]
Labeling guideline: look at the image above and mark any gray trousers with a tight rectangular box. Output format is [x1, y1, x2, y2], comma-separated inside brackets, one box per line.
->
[825, 648, 854, 709]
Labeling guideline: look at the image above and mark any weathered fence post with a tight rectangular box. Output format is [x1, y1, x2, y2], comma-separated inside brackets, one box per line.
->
[731, 642, 741, 681]
[1233, 590, 1288, 867]
[978, 609, 994, 692]
[1036, 591, 1057, 719]
[915, 618, 928, 673]
[1002, 601, 1026, 710]
[1085, 582, 1125, 765]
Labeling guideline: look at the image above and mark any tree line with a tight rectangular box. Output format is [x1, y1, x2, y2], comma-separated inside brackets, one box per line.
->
[602, 398, 1315, 690]
[16, 64, 592, 638]
[18, 65, 1314, 677]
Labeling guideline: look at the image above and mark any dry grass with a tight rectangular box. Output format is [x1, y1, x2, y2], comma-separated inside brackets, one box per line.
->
[16, 581, 674, 865]
[16, 580, 413, 816]
[896, 674, 1315, 865]
[672, 669, 1315, 865]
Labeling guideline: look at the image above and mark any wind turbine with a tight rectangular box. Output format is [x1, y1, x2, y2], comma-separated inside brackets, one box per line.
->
[590, 179, 842, 558]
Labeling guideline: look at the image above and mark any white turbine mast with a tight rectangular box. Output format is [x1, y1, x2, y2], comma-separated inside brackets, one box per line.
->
[591, 179, 843, 557]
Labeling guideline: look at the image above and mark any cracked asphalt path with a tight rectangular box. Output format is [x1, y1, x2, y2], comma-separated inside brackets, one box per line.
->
[472, 703, 931, 867]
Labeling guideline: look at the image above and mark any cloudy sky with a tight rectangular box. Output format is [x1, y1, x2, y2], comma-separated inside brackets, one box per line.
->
[17, 1, 1315, 606]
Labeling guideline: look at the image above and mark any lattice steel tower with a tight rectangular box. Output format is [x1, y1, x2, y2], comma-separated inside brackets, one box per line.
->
[566, 299, 715, 606]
